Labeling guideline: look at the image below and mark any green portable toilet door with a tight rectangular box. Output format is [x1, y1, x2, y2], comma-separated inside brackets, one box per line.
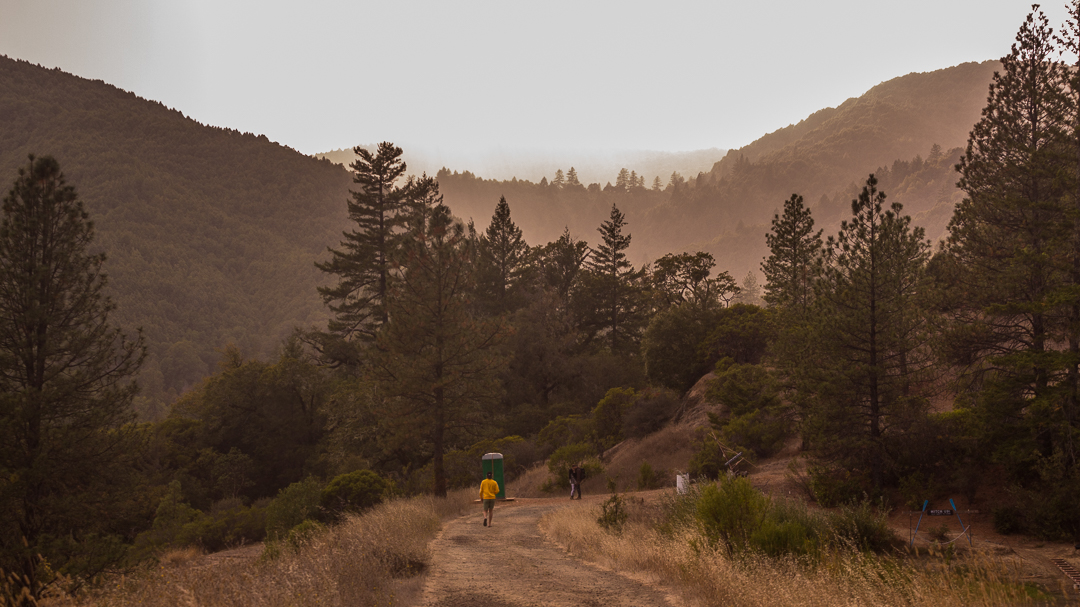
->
[482, 452, 505, 499]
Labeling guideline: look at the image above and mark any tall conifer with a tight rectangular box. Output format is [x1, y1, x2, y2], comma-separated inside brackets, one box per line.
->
[0, 156, 144, 598]
[943, 6, 1073, 466]
[809, 176, 930, 489]
[316, 142, 408, 353]
[476, 196, 530, 316]
[579, 204, 646, 353]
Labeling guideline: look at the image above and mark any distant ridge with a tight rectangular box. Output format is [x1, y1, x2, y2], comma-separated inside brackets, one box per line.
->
[632, 61, 999, 279]
[315, 146, 727, 187]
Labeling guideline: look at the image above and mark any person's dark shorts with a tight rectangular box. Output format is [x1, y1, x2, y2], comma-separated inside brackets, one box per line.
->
[483, 499, 495, 511]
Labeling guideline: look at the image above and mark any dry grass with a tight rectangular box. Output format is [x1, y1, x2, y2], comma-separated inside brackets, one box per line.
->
[507, 464, 550, 498]
[47, 489, 475, 607]
[600, 424, 698, 493]
[539, 495, 1061, 607]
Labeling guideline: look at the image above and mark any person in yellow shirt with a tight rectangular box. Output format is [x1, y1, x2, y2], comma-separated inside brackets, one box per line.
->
[480, 471, 499, 527]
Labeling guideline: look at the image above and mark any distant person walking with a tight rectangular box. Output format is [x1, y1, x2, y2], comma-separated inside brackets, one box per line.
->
[480, 471, 499, 527]
[569, 464, 584, 500]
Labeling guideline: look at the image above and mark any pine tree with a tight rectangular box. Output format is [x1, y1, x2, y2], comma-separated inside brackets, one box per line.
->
[808, 175, 930, 490]
[540, 227, 590, 302]
[566, 167, 582, 187]
[1054, 0, 1080, 468]
[316, 142, 408, 357]
[476, 196, 530, 315]
[0, 156, 144, 598]
[373, 177, 506, 498]
[942, 6, 1074, 469]
[578, 204, 646, 353]
[553, 169, 565, 188]
[762, 193, 822, 313]
[615, 168, 630, 191]
[652, 176, 663, 191]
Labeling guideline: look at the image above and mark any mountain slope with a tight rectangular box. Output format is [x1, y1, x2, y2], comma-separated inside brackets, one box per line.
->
[0, 56, 354, 414]
[636, 61, 999, 278]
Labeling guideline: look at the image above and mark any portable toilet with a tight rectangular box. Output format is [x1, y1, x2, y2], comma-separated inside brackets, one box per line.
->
[482, 453, 506, 499]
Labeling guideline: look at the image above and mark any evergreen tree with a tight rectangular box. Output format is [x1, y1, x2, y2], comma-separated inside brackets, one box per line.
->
[373, 177, 506, 498]
[942, 6, 1074, 471]
[762, 193, 822, 313]
[476, 196, 531, 315]
[652, 176, 663, 191]
[552, 169, 565, 188]
[615, 168, 630, 191]
[566, 167, 582, 187]
[315, 142, 408, 358]
[1055, 0, 1080, 469]
[578, 204, 647, 353]
[808, 175, 930, 490]
[0, 156, 144, 599]
[539, 228, 590, 302]
[732, 271, 762, 306]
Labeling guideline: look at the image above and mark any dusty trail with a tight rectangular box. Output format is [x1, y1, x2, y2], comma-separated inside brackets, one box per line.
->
[417, 497, 678, 607]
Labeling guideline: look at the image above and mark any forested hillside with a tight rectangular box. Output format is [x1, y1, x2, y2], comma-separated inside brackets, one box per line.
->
[644, 61, 998, 276]
[0, 56, 999, 418]
[0, 56, 355, 416]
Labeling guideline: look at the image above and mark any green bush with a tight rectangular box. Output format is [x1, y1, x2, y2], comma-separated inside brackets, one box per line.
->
[320, 470, 392, 518]
[898, 472, 935, 511]
[623, 389, 680, 439]
[173, 499, 268, 552]
[826, 498, 896, 552]
[598, 494, 628, 534]
[750, 518, 813, 558]
[695, 477, 769, 551]
[688, 434, 725, 480]
[992, 505, 1024, 535]
[637, 461, 665, 490]
[286, 519, 327, 550]
[543, 443, 600, 491]
[807, 465, 866, 507]
[265, 477, 324, 539]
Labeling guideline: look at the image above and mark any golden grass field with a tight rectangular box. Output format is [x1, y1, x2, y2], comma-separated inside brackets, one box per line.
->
[538, 495, 1068, 607]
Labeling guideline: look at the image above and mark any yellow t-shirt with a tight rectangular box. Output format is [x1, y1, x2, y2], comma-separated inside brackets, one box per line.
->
[480, 478, 499, 500]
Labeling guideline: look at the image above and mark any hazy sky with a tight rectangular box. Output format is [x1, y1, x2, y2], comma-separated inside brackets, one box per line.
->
[0, 1, 1064, 157]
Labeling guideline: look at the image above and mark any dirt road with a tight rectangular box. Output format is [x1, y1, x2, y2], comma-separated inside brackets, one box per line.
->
[417, 497, 678, 607]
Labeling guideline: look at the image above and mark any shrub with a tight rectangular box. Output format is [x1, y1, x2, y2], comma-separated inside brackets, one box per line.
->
[623, 388, 680, 439]
[750, 518, 812, 558]
[749, 498, 824, 557]
[173, 499, 268, 552]
[992, 505, 1024, 535]
[637, 461, 657, 490]
[320, 470, 392, 518]
[807, 465, 866, 507]
[688, 433, 725, 480]
[543, 443, 600, 491]
[898, 472, 935, 511]
[265, 477, 324, 539]
[598, 494, 628, 534]
[826, 498, 896, 552]
[286, 519, 327, 550]
[695, 476, 769, 552]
